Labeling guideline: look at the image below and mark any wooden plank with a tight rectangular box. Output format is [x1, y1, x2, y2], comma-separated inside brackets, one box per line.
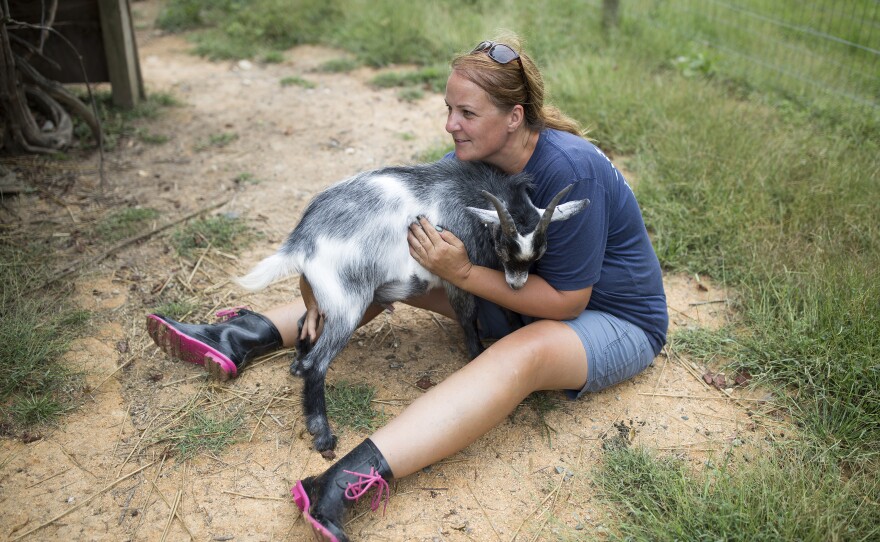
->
[97, 0, 143, 108]
[8, 0, 108, 83]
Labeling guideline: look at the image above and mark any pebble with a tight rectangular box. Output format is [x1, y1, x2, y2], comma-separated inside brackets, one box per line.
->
[555, 466, 574, 481]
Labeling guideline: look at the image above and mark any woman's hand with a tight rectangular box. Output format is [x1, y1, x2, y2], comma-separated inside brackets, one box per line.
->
[298, 276, 325, 344]
[408, 216, 473, 286]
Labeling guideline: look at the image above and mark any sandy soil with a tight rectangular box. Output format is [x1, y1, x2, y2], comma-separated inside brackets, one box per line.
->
[0, 3, 771, 541]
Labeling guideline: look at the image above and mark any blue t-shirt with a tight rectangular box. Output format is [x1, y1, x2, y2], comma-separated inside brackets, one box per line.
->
[447, 129, 668, 355]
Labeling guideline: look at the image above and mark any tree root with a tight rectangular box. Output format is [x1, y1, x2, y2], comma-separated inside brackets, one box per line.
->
[0, 6, 102, 154]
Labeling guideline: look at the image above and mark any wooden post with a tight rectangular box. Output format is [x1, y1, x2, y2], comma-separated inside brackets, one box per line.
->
[97, 0, 144, 108]
[603, 0, 620, 30]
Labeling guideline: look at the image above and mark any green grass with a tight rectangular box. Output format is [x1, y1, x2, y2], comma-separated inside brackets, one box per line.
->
[171, 214, 253, 257]
[94, 207, 161, 243]
[280, 76, 316, 89]
[167, 410, 243, 460]
[371, 66, 449, 102]
[415, 143, 454, 163]
[316, 58, 360, 73]
[596, 444, 880, 542]
[370, 66, 449, 94]
[151, 298, 200, 320]
[0, 244, 89, 435]
[0, 86, 181, 435]
[194, 131, 238, 151]
[158, 0, 344, 61]
[516, 391, 562, 446]
[73, 90, 179, 149]
[233, 172, 262, 185]
[325, 380, 384, 432]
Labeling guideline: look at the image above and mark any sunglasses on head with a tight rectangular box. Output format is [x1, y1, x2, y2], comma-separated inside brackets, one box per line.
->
[471, 41, 531, 104]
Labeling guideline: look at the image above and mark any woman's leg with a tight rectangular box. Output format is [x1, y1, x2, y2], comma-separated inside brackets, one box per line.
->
[293, 319, 588, 540]
[371, 319, 587, 477]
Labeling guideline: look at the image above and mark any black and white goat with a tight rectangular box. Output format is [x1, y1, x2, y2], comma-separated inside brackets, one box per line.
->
[238, 159, 589, 451]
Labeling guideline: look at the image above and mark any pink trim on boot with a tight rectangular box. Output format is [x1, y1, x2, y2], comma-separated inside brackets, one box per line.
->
[215, 306, 248, 321]
[146, 315, 238, 379]
[291, 481, 340, 542]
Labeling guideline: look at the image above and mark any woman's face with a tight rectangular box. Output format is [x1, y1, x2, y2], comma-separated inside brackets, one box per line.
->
[444, 70, 516, 167]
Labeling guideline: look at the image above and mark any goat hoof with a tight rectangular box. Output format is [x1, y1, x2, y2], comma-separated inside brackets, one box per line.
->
[295, 337, 313, 358]
[289, 360, 311, 376]
[313, 434, 338, 452]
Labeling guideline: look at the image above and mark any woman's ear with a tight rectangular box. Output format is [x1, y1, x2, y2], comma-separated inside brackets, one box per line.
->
[508, 104, 525, 132]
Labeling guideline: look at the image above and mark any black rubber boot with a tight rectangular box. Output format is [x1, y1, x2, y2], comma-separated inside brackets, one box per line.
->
[291, 439, 394, 542]
[146, 308, 283, 381]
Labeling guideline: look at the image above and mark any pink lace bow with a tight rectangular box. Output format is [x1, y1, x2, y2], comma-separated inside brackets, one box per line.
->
[342, 468, 390, 515]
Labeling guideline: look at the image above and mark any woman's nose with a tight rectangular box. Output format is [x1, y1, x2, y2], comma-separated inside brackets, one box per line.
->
[445, 114, 458, 133]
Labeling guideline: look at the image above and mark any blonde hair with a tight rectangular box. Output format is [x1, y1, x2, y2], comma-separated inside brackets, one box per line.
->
[451, 34, 585, 138]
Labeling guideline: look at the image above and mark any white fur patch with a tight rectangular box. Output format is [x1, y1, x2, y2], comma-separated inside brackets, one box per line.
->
[515, 231, 536, 260]
[301, 237, 365, 317]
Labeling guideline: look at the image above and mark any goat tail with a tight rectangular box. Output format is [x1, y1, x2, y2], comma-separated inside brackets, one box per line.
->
[236, 251, 300, 291]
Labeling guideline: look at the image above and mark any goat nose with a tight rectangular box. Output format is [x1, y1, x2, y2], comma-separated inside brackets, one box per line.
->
[506, 272, 529, 290]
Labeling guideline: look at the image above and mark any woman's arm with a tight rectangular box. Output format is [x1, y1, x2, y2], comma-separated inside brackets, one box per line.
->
[298, 276, 325, 343]
[408, 217, 591, 321]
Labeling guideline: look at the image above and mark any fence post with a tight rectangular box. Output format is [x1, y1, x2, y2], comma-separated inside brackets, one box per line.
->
[97, 0, 144, 108]
[603, 0, 620, 30]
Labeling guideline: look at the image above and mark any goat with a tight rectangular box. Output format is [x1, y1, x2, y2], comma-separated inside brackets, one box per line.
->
[237, 159, 589, 452]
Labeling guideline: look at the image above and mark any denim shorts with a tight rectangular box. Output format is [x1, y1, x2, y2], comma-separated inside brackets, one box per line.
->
[476, 299, 655, 398]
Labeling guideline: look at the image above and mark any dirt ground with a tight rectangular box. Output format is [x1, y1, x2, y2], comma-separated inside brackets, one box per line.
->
[1, 3, 773, 541]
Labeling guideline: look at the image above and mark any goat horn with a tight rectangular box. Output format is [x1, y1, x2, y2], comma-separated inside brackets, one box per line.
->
[481, 190, 518, 236]
[536, 184, 574, 235]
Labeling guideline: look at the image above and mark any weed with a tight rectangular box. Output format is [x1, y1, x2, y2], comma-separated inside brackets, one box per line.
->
[280, 76, 316, 89]
[194, 132, 238, 151]
[233, 172, 261, 185]
[396, 87, 424, 102]
[415, 143, 454, 163]
[370, 66, 448, 93]
[152, 299, 200, 320]
[262, 50, 285, 64]
[160, 0, 343, 60]
[168, 410, 243, 460]
[512, 391, 561, 446]
[0, 244, 88, 435]
[317, 58, 360, 73]
[326, 380, 384, 432]
[8, 394, 65, 427]
[72, 90, 179, 149]
[94, 207, 160, 243]
[136, 130, 170, 145]
[155, 0, 219, 32]
[171, 214, 253, 257]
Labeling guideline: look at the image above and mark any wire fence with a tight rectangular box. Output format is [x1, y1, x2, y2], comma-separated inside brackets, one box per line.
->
[614, 0, 880, 112]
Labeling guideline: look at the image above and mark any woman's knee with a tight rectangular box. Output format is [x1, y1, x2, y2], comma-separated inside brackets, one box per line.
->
[486, 321, 587, 390]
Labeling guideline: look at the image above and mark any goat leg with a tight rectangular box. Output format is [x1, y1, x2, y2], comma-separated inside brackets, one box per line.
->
[294, 308, 366, 451]
[460, 317, 484, 360]
[302, 366, 337, 451]
[445, 284, 484, 360]
[290, 314, 314, 376]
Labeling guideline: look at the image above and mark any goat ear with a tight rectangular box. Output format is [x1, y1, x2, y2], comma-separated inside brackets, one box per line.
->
[545, 198, 590, 222]
[466, 206, 501, 225]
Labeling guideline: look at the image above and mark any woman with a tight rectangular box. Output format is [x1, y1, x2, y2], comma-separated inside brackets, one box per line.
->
[147, 36, 667, 542]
